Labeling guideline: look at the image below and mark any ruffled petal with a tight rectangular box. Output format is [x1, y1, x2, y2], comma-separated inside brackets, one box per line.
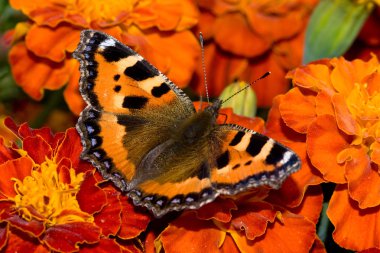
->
[306, 115, 351, 183]
[213, 13, 270, 57]
[196, 198, 237, 222]
[43, 222, 100, 252]
[160, 212, 225, 253]
[117, 195, 151, 239]
[345, 146, 380, 208]
[0, 157, 33, 198]
[280, 87, 316, 134]
[232, 211, 316, 252]
[327, 185, 380, 251]
[9, 43, 71, 100]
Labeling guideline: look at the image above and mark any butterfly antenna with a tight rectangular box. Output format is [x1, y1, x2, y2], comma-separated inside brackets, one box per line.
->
[199, 32, 210, 104]
[222, 72, 271, 104]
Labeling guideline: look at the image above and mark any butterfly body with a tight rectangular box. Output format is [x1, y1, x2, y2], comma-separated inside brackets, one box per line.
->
[74, 30, 301, 217]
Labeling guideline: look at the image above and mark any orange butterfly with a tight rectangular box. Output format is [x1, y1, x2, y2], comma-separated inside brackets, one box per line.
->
[74, 30, 301, 217]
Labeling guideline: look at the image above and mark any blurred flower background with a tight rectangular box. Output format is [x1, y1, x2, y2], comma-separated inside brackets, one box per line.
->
[0, 0, 380, 252]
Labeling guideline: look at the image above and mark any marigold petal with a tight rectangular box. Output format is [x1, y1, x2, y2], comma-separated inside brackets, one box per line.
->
[229, 201, 277, 240]
[64, 65, 85, 116]
[345, 146, 380, 208]
[213, 13, 270, 57]
[280, 87, 316, 134]
[310, 236, 327, 253]
[4, 230, 48, 253]
[23, 135, 53, 164]
[0, 137, 20, 165]
[6, 213, 45, 237]
[25, 24, 80, 62]
[160, 212, 225, 253]
[220, 234, 240, 253]
[327, 185, 380, 251]
[118, 195, 151, 239]
[80, 237, 123, 253]
[330, 56, 379, 96]
[0, 223, 8, 250]
[133, 0, 198, 31]
[332, 94, 361, 136]
[94, 187, 122, 236]
[286, 186, 323, 224]
[245, 6, 303, 42]
[306, 115, 351, 183]
[315, 90, 335, 116]
[287, 64, 333, 93]
[0, 157, 33, 198]
[77, 172, 107, 214]
[196, 198, 237, 222]
[43, 222, 100, 252]
[9, 43, 70, 100]
[370, 141, 380, 166]
[55, 128, 84, 169]
[231, 211, 316, 253]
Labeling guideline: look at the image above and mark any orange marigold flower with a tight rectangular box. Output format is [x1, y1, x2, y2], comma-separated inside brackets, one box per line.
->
[191, 0, 318, 107]
[7, 0, 200, 114]
[268, 55, 380, 251]
[0, 118, 151, 252]
[145, 108, 324, 253]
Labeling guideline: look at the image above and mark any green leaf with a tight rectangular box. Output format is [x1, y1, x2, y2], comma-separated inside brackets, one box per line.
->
[303, 0, 374, 64]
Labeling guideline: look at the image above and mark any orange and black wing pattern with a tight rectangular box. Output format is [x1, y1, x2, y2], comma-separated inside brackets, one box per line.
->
[74, 30, 195, 192]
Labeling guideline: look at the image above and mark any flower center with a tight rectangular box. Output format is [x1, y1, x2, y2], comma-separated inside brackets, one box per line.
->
[346, 83, 380, 146]
[12, 158, 91, 226]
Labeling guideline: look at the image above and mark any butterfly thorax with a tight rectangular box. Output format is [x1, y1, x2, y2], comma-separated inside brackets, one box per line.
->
[174, 99, 222, 145]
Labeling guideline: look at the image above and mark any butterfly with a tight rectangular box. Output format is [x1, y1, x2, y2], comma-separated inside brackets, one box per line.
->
[73, 30, 301, 218]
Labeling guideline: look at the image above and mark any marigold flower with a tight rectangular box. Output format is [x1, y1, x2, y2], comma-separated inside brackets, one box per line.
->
[7, 0, 200, 114]
[191, 0, 318, 107]
[0, 118, 150, 252]
[267, 55, 380, 251]
[145, 108, 324, 253]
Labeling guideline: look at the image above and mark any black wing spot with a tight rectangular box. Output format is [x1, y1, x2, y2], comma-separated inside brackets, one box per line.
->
[244, 160, 252, 166]
[229, 131, 245, 146]
[124, 60, 158, 81]
[102, 45, 134, 62]
[114, 74, 120, 81]
[232, 164, 240, 170]
[122, 96, 148, 109]
[266, 144, 287, 165]
[246, 135, 268, 157]
[113, 85, 121, 92]
[151, 82, 171, 98]
[216, 151, 230, 169]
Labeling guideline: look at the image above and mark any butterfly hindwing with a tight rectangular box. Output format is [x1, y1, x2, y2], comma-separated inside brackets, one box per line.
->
[210, 124, 301, 194]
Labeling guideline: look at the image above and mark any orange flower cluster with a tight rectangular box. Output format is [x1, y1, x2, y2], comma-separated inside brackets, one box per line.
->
[267, 55, 380, 251]
[0, 118, 151, 252]
[7, 0, 200, 115]
[191, 0, 318, 107]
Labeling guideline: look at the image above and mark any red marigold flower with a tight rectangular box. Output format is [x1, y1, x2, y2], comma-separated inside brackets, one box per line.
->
[144, 108, 324, 253]
[7, 0, 200, 114]
[0, 118, 150, 252]
[268, 55, 380, 251]
[191, 0, 318, 107]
